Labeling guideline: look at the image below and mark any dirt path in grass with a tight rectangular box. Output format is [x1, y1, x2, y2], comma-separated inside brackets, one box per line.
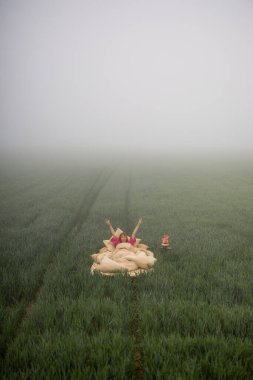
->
[1, 168, 113, 361]
[125, 169, 145, 379]
[131, 277, 145, 379]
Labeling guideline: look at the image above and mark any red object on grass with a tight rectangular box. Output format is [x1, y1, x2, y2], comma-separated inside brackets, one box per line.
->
[162, 234, 170, 245]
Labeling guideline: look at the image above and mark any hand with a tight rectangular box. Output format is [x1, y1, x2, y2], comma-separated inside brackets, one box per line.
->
[104, 218, 111, 226]
[138, 218, 142, 225]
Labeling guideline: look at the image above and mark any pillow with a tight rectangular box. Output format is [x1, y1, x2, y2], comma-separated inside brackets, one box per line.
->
[103, 240, 116, 252]
[91, 253, 105, 264]
[91, 253, 99, 263]
[117, 260, 139, 272]
[99, 247, 108, 253]
[123, 254, 150, 270]
[114, 228, 124, 238]
[136, 243, 149, 250]
[97, 257, 127, 273]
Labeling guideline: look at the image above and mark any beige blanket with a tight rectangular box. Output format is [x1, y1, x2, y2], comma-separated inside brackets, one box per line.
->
[90, 240, 157, 277]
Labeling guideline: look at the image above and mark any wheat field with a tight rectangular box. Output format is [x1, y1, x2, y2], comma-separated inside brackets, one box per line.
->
[0, 157, 252, 379]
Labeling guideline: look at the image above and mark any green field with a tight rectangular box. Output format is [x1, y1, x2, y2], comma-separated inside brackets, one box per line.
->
[0, 156, 252, 379]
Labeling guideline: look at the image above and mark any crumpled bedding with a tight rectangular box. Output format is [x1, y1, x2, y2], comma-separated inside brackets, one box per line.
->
[90, 231, 157, 276]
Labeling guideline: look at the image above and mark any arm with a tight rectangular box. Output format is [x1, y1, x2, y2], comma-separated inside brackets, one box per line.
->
[104, 218, 116, 236]
[131, 218, 142, 237]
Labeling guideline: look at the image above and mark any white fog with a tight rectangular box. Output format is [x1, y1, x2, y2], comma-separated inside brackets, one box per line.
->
[1, 0, 253, 160]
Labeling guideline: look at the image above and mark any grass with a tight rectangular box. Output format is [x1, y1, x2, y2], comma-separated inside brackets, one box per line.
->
[0, 157, 253, 378]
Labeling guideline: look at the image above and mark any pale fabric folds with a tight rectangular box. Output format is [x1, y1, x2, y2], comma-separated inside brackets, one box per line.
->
[90, 229, 156, 276]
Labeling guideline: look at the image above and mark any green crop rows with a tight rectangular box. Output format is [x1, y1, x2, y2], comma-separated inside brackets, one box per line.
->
[0, 158, 252, 379]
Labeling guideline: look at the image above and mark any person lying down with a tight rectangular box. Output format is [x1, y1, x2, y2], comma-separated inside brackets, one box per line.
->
[90, 218, 157, 276]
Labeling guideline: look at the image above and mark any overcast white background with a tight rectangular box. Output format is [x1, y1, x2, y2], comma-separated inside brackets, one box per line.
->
[1, 0, 253, 158]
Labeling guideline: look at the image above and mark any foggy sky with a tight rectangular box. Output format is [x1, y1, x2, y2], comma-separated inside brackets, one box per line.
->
[1, 0, 253, 157]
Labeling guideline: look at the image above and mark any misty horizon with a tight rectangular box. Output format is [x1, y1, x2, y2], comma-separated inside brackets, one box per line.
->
[1, 0, 253, 158]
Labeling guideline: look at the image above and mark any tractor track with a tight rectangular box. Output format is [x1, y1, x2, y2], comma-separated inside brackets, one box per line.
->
[131, 277, 145, 380]
[2, 175, 73, 229]
[125, 168, 145, 379]
[0, 167, 113, 362]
